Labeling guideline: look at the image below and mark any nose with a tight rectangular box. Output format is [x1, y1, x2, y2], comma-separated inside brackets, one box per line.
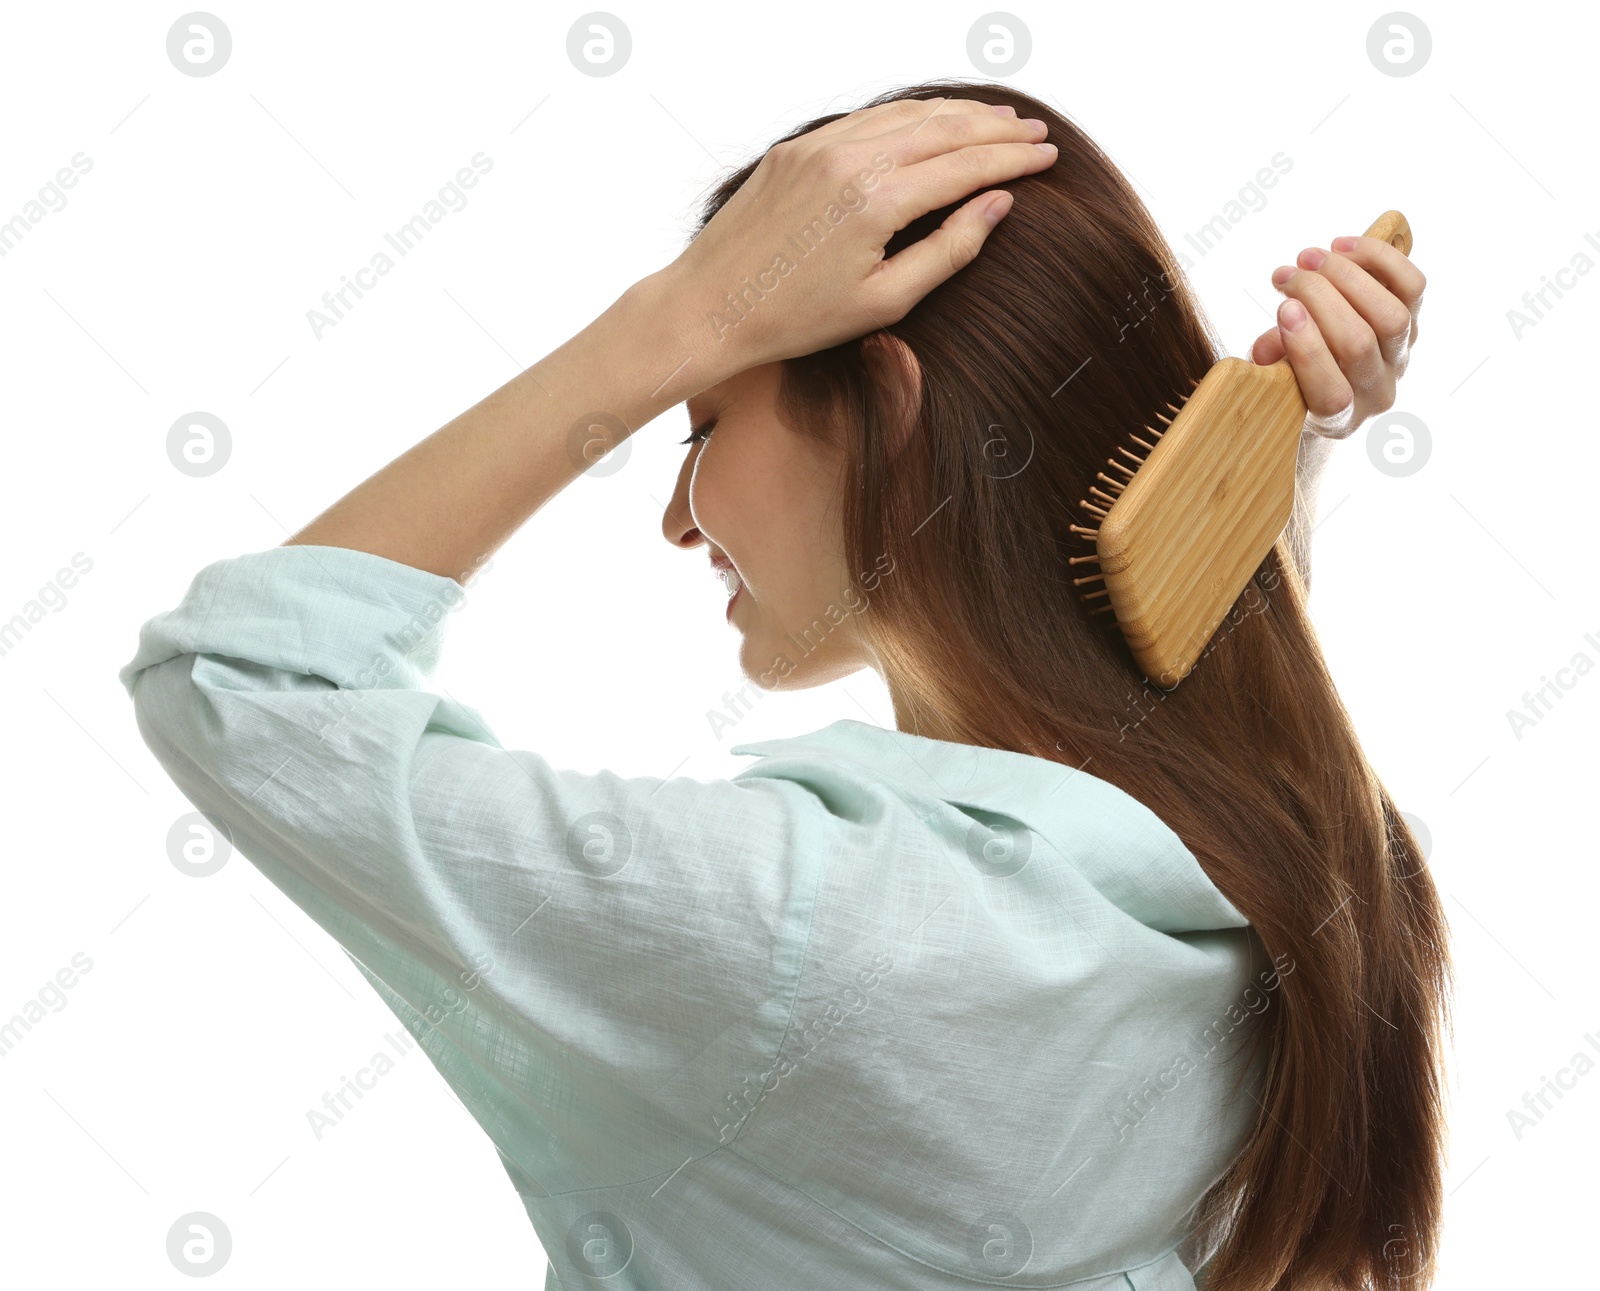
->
[661, 440, 703, 551]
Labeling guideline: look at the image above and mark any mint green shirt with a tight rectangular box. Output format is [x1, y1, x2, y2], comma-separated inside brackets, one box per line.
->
[119, 543, 1270, 1290]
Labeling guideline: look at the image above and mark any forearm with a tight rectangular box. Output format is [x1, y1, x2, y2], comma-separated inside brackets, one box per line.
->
[1284, 428, 1336, 590]
[283, 269, 710, 582]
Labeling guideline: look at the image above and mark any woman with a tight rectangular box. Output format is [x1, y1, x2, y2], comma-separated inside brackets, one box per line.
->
[121, 80, 1448, 1290]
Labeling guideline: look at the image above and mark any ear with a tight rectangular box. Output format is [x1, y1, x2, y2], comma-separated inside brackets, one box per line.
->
[859, 332, 922, 462]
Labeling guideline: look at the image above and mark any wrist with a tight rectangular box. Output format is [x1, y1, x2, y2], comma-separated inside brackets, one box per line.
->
[621, 265, 747, 407]
[511, 275, 711, 460]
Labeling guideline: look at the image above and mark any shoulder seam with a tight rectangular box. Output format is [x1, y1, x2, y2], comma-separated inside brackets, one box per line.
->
[717, 810, 828, 1149]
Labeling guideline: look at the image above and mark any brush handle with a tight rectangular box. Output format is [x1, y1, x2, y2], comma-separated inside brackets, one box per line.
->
[1364, 209, 1412, 255]
[1269, 209, 1414, 417]
[1090, 210, 1417, 687]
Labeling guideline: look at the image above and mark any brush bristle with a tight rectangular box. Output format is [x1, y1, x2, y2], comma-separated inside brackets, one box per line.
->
[1069, 384, 1198, 611]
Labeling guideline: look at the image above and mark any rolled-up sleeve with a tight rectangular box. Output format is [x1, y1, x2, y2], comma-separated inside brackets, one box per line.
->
[118, 543, 821, 1193]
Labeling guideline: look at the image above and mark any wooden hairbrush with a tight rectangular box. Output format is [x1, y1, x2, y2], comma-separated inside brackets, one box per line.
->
[1068, 209, 1414, 688]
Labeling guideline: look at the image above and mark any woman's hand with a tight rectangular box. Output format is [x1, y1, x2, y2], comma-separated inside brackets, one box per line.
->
[1249, 234, 1426, 439]
[660, 96, 1058, 382]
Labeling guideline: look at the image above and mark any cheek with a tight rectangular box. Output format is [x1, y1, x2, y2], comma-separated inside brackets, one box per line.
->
[693, 440, 823, 595]
[694, 432, 793, 540]
[687, 445, 751, 550]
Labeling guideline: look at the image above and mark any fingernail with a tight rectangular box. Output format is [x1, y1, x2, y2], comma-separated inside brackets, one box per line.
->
[1331, 235, 1358, 252]
[991, 103, 1017, 115]
[1035, 141, 1057, 154]
[1299, 247, 1326, 270]
[1281, 299, 1308, 332]
[983, 192, 1012, 227]
[1272, 265, 1295, 286]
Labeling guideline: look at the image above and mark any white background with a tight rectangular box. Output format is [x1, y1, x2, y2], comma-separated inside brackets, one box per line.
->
[1, 1, 1595, 1285]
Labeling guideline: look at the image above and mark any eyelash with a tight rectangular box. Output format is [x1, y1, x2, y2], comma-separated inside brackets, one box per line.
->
[679, 419, 716, 446]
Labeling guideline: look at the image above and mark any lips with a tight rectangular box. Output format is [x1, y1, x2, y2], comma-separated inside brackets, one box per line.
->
[710, 553, 743, 622]
[709, 554, 742, 598]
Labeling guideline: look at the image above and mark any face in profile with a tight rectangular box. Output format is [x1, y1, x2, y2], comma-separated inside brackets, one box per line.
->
[660, 361, 873, 691]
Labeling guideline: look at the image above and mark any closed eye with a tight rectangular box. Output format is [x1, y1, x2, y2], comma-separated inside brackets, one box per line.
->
[679, 418, 716, 446]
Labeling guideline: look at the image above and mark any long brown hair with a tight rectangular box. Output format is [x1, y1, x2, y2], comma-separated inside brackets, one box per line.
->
[693, 80, 1452, 1291]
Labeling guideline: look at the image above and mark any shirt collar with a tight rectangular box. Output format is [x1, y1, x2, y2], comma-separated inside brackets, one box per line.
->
[730, 718, 1249, 934]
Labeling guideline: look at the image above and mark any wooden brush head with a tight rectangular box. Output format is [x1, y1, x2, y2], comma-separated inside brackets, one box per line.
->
[1093, 210, 1413, 688]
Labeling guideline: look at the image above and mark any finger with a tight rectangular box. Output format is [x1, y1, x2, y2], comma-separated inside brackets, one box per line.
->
[804, 96, 939, 141]
[877, 134, 1056, 232]
[867, 189, 1014, 317]
[1329, 233, 1426, 328]
[817, 96, 1015, 142]
[1272, 297, 1357, 437]
[854, 97, 1023, 135]
[1250, 325, 1286, 366]
[1290, 246, 1414, 368]
[861, 104, 1049, 171]
[1273, 265, 1392, 411]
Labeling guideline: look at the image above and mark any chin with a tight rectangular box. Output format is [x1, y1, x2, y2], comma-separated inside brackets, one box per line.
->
[737, 618, 868, 693]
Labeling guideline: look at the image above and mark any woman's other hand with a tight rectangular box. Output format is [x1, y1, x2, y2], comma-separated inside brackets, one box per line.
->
[1250, 234, 1427, 439]
[660, 97, 1058, 381]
